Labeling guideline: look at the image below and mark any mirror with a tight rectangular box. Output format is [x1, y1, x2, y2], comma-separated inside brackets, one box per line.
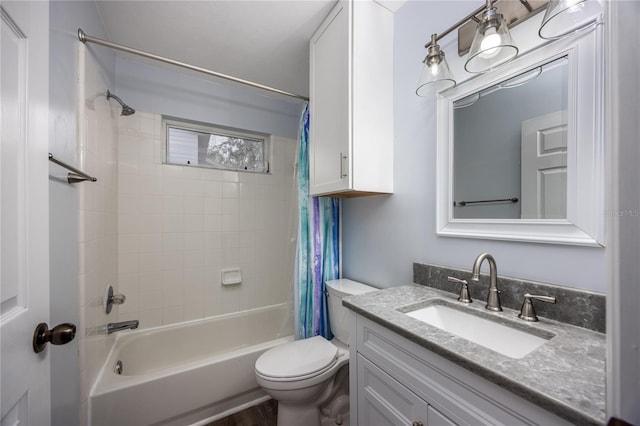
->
[436, 28, 604, 246]
[453, 56, 568, 220]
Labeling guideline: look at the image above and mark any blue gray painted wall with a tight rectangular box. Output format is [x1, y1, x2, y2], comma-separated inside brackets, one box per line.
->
[341, 0, 606, 293]
[49, 2, 115, 424]
[115, 56, 305, 140]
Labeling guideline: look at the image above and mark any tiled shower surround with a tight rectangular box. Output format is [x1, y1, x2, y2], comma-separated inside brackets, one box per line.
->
[77, 46, 119, 424]
[115, 113, 297, 328]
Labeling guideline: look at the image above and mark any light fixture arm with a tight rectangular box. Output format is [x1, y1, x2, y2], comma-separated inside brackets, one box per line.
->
[424, 1, 490, 49]
[424, 0, 537, 49]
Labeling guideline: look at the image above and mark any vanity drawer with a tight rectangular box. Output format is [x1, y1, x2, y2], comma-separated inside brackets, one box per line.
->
[354, 315, 572, 426]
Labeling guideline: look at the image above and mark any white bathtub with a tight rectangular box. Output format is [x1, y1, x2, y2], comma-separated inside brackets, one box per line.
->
[90, 303, 294, 426]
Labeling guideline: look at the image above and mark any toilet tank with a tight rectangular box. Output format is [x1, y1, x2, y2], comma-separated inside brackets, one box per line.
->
[326, 279, 377, 345]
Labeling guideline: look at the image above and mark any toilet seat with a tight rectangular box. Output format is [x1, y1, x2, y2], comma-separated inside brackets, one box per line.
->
[255, 336, 338, 381]
[255, 336, 349, 391]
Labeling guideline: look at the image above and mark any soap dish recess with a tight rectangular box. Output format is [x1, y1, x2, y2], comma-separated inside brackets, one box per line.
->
[221, 268, 242, 285]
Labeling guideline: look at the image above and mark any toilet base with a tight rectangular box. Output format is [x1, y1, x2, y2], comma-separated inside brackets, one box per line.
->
[277, 402, 322, 426]
[274, 365, 350, 426]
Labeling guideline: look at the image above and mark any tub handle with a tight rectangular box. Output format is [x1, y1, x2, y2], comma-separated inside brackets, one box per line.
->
[104, 285, 127, 314]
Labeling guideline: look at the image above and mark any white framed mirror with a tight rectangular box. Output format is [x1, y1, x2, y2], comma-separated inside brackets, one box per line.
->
[436, 26, 604, 246]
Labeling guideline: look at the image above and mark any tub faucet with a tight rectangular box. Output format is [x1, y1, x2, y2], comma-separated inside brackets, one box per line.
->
[106, 320, 139, 334]
[470, 253, 502, 311]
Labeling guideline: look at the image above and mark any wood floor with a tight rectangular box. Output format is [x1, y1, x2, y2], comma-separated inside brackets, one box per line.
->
[207, 399, 278, 426]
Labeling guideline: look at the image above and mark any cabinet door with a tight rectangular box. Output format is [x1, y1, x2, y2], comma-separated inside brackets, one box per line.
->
[309, 1, 350, 196]
[428, 406, 457, 426]
[357, 354, 429, 426]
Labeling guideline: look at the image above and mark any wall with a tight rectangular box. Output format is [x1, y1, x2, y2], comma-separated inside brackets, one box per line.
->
[115, 56, 304, 140]
[77, 46, 119, 425]
[48, 2, 115, 425]
[605, 0, 640, 421]
[341, 0, 606, 294]
[115, 112, 297, 329]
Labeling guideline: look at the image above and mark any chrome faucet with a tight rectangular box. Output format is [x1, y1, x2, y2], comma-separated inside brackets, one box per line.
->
[106, 320, 139, 334]
[470, 253, 502, 311]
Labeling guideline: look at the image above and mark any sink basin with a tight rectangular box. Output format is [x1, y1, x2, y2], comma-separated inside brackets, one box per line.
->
[405, 303, 551, 359]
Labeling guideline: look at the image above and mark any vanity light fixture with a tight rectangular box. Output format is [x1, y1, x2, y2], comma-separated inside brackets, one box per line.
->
[416, 0, 538, 97]
[416, 0, 602, 97]
[538, 0, 603, 39]
[416, 34, 456, 96]
[464, 0, 518, 74]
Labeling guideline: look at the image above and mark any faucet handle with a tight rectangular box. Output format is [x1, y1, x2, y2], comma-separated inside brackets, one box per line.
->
[518, 293, 557, 322]
[104, 285, 126, 314]
[447, 276, 472, 304]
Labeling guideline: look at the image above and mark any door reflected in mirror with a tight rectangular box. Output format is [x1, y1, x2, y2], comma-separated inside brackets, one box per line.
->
[453, 56, 568, 219]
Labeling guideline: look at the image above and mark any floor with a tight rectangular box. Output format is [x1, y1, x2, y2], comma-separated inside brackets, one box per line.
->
[206, 397, 350, 426]
[207, 399, 278, 426]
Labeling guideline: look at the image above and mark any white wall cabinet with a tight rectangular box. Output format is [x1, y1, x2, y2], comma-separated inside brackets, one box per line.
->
[309, 0, 393, 197]
[349, 313, 574, 426]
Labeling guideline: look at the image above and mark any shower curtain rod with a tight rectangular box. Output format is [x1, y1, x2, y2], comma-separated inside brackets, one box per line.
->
[77, 28, 309, 102]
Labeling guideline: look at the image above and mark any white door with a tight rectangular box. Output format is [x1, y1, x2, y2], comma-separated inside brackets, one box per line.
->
[520, 111, 568, 219]
[1, 3, 51, 425]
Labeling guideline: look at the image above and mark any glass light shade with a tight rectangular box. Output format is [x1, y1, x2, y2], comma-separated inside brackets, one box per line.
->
[539, 0, 602, 39]
[465, 8, 518, 74]
[416, 50, 455, 97]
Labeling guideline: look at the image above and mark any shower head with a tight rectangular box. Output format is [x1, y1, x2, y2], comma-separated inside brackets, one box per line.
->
[120, 104, 136, 116]
[106, 90, 135, 116]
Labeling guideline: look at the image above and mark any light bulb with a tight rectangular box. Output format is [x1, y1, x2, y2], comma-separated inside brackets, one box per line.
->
[566, 1, 585, 14]
[479, 27, 502, 58]
[430, 62, 439, 76]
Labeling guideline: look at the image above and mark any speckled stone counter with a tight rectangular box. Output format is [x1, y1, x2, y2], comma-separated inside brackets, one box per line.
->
[344, 284, 606, 425]
[414, 262, 606, 333]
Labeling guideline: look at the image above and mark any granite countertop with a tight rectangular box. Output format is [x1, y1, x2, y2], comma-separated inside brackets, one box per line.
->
[344, 284, 606, 426]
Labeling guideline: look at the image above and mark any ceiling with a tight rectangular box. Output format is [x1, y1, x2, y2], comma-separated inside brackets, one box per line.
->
[96, 1, 406, 99]
[96, 1, 341, 98]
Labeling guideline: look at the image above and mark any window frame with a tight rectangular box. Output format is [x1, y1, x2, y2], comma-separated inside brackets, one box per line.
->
[163, 117, 272, 174]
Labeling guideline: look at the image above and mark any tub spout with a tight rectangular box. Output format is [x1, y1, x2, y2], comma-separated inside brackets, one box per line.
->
[107, 320, 139, 334]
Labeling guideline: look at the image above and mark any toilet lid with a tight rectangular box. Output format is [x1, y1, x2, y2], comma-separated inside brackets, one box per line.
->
[255, 336, 338, 379]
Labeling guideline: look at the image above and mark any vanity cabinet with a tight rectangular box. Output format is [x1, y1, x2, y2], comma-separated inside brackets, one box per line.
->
[358, 354, 455, 426]
[309, 0, 393, 197]
[349, 313, 573, 426]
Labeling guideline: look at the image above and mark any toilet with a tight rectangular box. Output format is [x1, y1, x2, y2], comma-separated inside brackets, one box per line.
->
[255, 279, 376, 426]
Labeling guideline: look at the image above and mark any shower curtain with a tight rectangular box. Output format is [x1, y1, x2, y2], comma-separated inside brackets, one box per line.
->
[294, 103, 340, 340]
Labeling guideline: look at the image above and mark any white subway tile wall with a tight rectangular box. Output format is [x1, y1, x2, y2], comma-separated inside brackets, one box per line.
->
[116, 113, 297, 329]
[77, 48, 119, 425]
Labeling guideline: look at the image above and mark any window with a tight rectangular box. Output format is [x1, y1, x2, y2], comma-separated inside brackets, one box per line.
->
[164, 117, 270, 173]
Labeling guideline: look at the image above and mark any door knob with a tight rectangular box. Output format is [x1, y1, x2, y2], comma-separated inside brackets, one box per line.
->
[32, 322, 76, 353]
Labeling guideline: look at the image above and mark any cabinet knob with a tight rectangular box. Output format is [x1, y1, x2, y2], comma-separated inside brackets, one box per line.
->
[412, 421, 424, 426]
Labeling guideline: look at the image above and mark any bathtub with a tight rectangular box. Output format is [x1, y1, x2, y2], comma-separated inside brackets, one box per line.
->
[90, 303, 294, 426]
